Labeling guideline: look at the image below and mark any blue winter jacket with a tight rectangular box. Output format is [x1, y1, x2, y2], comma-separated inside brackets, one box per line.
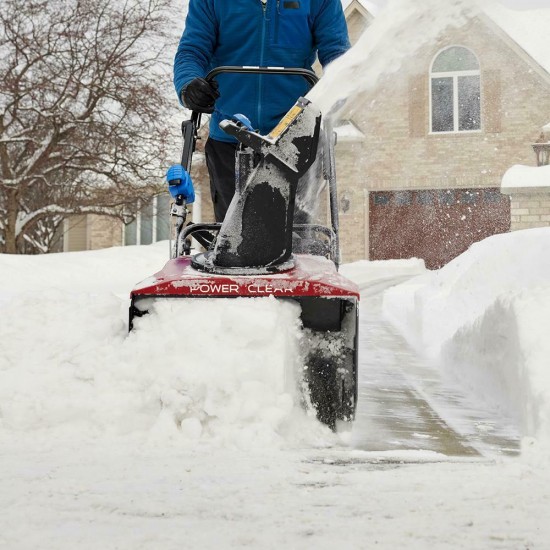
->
[174, 0, 350, 142]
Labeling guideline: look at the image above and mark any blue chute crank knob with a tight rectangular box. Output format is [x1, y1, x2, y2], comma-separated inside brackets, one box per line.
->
[232, 113, 254, 131]
[166, 164, 195, 203]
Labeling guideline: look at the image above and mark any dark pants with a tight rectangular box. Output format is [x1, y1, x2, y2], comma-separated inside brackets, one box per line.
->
[204, 138, 238, 222]
[204, 137, 318, 224]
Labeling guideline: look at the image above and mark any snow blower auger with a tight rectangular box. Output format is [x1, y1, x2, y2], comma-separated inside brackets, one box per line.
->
[129, 67, 359, 430]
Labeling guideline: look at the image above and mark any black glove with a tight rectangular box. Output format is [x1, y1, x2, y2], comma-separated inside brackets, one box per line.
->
[181, 78, 220, 113]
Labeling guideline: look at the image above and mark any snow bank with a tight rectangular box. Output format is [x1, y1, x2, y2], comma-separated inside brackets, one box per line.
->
[382, 228, 550, 446]
[0, 244, 329, 449]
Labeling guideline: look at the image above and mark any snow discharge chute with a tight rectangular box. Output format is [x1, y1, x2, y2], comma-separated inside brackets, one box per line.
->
[129, 67, 359, 430]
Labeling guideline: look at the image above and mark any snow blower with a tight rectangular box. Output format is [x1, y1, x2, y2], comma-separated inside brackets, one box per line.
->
[129, 67, 359, 430]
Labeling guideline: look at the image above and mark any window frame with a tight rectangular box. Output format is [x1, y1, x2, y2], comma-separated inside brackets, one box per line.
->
[429, 46, 482, 135]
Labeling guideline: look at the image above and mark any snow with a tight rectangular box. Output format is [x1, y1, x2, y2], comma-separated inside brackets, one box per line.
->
[502, 164, 550, 189]
[314, 0, 550, 122]
[484, 2, 550, 75]
[2, 0, 550, 544]
[309, 0, 480, 117]
[0, 243, 327, 447]
[383, 228, 550, 449]
[1, 237, 550, 547]
[334, 120, 366, 142]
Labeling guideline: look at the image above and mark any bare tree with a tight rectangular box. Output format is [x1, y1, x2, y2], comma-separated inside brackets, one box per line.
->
[0, 0, 178, 253]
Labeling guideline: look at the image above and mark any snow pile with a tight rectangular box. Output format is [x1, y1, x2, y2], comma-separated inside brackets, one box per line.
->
[0, 244, 328, 449]
[502, 164, 550, 189]
[382, 228, 550, 447]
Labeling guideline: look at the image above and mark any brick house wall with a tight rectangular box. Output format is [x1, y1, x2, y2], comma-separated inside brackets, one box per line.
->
[336, 140, 368, 260]
[335, 15, 550, 262]
[508, 193, 550, 230]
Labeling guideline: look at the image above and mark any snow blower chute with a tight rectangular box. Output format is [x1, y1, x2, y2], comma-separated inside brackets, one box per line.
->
[129, 67, 359, 429]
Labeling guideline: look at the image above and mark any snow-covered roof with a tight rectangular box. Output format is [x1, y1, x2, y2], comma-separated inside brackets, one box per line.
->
[502, 164, 550, 191]
[485, 3, 550, 75]
[341, 0, 380, 16]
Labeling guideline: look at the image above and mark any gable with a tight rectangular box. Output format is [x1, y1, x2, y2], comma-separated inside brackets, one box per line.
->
[346, 9, 371, 45]
[341, 0, 378, 16]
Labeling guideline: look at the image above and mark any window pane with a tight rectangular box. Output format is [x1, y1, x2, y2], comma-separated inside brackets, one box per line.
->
[124, 219, 137, 246]
[395, 191, 412, 206]
[417, 191, 434, 206]
[484, 190, 502, 203]
[439, 190, 455, 206]
[459, 190, 478, 205]
[432, 77, 454, 132]
[458, 75, 481, 131]
[374, 193, 390, 206]
[432, 47, 479, 73]
[140, 199, 153, 245]
[156, 193, 171, 241]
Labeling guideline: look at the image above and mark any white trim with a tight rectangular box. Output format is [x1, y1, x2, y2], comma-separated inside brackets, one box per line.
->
[431, 70, 480, 78]
[152, 196, 158, 242]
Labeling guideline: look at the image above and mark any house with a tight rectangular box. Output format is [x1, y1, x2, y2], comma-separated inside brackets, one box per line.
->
[334, 0, 550, 268]
[64, 0, 550, 272]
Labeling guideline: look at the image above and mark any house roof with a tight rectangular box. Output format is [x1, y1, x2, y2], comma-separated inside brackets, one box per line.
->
[484, 3, 550, 75]
[341, 0, 380, 16]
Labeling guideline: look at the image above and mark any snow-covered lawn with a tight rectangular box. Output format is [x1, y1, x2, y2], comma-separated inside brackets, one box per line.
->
[1, 235, 549, 548]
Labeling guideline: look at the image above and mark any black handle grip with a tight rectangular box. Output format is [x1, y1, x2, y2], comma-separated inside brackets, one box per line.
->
[205, 66, 318, 89]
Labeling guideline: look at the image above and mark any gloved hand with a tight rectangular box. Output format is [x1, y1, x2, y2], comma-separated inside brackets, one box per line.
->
[166, 164, 195, 203]
[181, 78, 220, 113]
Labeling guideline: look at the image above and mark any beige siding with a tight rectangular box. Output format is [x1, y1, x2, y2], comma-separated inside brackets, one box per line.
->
[65, 215, 88, 252]
[65, 214, 122, 252]
[88, 215, 123, 249]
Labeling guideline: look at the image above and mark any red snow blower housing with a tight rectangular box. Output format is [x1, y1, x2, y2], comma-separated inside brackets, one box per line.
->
[129, 67, 359, 429]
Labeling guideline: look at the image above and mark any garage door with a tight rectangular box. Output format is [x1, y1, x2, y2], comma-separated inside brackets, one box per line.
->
[369, 188, 510, 269]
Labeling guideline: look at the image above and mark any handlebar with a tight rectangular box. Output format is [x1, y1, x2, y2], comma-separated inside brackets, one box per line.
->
[205, 65, 319, 88]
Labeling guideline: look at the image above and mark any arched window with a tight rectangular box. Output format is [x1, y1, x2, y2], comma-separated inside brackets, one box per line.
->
[430, 46, 481, 133]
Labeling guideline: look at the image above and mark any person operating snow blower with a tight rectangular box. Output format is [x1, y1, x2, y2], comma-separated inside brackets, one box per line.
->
[173, 0, 350, 222]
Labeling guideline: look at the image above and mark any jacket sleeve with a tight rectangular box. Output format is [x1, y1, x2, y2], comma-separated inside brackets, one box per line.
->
[312, 0, 351, 67]
[173, 0, 218, 104]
